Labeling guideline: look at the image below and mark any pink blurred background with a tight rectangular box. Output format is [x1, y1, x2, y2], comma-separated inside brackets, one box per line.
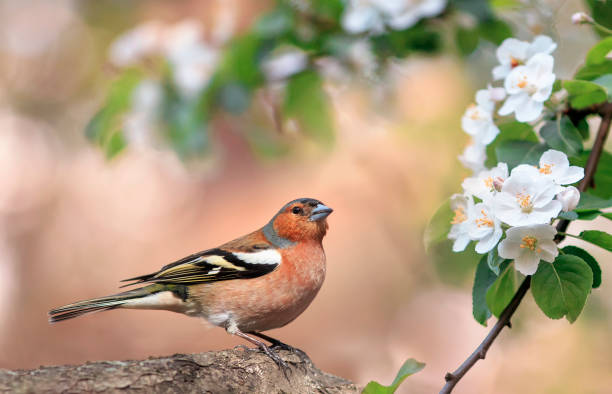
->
[0, 1, 610, 393]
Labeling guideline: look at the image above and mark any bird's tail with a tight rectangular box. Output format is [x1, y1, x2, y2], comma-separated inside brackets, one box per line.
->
[48, 284, 188, 323]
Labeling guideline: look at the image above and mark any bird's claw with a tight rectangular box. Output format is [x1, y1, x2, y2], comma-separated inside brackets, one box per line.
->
[259, 345, 292, 380]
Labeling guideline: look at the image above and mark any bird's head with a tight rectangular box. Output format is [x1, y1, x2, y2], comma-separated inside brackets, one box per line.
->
[263, 198, 333, 246]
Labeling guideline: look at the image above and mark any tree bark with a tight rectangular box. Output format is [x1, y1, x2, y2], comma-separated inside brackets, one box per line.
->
[0, 349, 359, 394]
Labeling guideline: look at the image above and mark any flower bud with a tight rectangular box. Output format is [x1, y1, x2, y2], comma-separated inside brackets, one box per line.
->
[493, 176, 505, 192]
[556, 186, 580, 212]
[572, 12, 593, 25]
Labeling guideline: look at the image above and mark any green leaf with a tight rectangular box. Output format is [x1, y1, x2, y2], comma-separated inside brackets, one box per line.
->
[586, 1, 612, 38]
[363, 359, 425, 394]
[85, 69, 143, 153]
[575, 63, 612, 81]
[485, 121, 537, 167]
[424, 199, 453, 253]
[456, 26, 479, 56]
[564, 80, 608, 109]
[570, 150, 612, 198]
[558, 211, 578, 221]
[562, 246, 601, 288]
[487, 247, 506, 275]
[539, 117, 583, 158]
[104, 131, 126, 159]
[592, 74, 612, 99]
[477, 18, 513, 45]
[578, 230, 612, 252]
[583, 210, 606, 220]
[453, 0, 493, 21]
[284, 70, 334, 146]
[531, 255, 593, 322]
[485, 261, 516, 317]
[585, 35, 612, 66]
[473, 256, 497, 326]
[577, 210, 602, 220]
[602, 212, 612, 221]
[575, 192, 612, 211]
[495, 140, 547, 170]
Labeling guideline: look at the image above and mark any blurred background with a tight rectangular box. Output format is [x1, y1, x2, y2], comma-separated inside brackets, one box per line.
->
[0, 1, 610, 393]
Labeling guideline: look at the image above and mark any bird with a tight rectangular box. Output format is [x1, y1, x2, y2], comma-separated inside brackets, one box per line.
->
[49, 198, 333, 373]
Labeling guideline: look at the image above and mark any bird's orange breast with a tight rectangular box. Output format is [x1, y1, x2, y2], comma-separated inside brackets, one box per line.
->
[193, 241, 326, 332]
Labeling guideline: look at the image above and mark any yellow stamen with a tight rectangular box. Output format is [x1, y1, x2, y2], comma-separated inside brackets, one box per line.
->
[517, 79, 527, 88]
[510, 57, 520, 67]
[516, 193, 533, 212]
[451, 207, 467, 224]
[520, 236, 538, 251]
[539, 163, 553, 174]
[484, 177, 494, 189]
[475, 209, 494, 228]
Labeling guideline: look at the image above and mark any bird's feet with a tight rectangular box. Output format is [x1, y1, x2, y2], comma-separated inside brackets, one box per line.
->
[257, 343, 292, 379]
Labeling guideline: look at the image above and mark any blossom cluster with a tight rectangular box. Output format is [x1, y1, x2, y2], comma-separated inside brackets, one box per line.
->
[459, 35, 557, 173]
[341, 0, 447, 34]
[450, 149, 583, 275]
[450, 36, 585, 276]
[107, 20, 221, 147]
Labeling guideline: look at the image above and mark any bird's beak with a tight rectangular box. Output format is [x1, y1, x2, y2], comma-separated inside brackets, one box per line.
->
[309, 203, 333, 221]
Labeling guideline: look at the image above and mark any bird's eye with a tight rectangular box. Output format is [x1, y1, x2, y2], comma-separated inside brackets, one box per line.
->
[292, 206, 303, 215]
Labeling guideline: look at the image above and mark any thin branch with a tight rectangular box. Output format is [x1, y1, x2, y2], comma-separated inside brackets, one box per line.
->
[440, 101, 612, 394]
[440, 277, 531, 394]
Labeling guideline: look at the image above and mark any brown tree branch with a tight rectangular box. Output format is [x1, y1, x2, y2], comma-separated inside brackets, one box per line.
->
[440, 101, 612, 394]
[0, 349, 359, 394]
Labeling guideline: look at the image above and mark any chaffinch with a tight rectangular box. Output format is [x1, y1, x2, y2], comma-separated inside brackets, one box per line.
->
[49, 198, 332, 371]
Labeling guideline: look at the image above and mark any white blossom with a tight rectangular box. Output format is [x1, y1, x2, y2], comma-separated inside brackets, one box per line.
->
[462, 162, 508, 202]
[461, 104, 499, 145]
[556, 186, 581, 212]
[124, 79, 163, 147]
[108, 21, 164, 66]
[341, 0, 447, 34]
[458, 142, 486, 173]
[448, 194, 473, 252]
[162, 21, 219, 98]
[493, 164, 562, 226]
[262, 49, 308, 81]
[384, 0, 447, 31]
[467, 202, 503, 254]
[537, 149, 584, 188]
[492, 35, 557, 80]
[341, 0, 386, 34]
[498, 53, 555, 122]
[497, 224, 558, 275]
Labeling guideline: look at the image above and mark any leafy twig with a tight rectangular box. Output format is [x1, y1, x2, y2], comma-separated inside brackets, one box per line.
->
[440, 101, 612, 393]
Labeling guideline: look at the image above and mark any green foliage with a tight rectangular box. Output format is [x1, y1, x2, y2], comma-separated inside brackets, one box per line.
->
[585, 1, 612, 37]
[578, 230, 612, 252]
[539, 117, 583, 158]
[531, 255, 593, 322]
[571, 150, 612, 198]
[575, 192, 612, 211]
[456, 27, 480, 56]
[423, 199, 453, 253]
[485, 261, 516, 317]
[86, 69, 143, 158]
[363, 359, 425, 394]
[485, 121, 537, 167]
[575, 37, 612, 80]
[495, 140, 547, 169]
[472, 256, 497, 325]
[487, 248, 506, 275]
[558, 211, 578, 221]
[370, 25, 442, 59]
[564, 80, 608, 109]
[561, 246, 601, 288]
[284, 71, 334, 146]
[592, 74, 612, 99]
